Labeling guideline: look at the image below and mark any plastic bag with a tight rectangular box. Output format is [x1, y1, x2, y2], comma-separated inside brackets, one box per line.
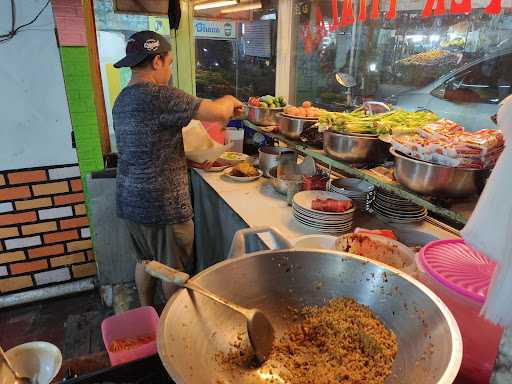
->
[182, 120, 232, 163]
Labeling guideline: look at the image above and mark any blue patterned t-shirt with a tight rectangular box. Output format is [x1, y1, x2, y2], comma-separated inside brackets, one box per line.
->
[113, 83, 202, 224]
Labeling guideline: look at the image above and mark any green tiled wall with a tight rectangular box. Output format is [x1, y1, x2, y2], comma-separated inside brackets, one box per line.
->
[60, 47, 104, 177]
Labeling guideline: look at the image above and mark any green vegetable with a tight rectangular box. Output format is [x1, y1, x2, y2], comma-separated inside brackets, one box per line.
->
[318, 108, 438, 135]
[260, 101, 269, 108]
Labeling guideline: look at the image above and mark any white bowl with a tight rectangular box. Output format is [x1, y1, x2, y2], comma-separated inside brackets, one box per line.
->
[0, 342, 62, 384]
[291, 235, 337, 250]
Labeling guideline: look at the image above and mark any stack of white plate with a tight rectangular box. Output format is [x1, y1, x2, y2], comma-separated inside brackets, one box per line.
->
[328, 178, 375, 212]
[373, 189, 428, 223]
[292, 191, 356, 234]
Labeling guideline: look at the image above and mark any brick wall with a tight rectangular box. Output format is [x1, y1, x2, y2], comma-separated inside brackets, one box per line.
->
[0, 164, 96, 294]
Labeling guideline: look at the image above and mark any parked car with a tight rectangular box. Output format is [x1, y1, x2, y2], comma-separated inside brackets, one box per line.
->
[393, 50, 512, 131]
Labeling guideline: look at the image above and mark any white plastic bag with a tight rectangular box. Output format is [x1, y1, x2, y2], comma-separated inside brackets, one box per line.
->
[461, 95, 512, 326]
[182, 120, 232, 163]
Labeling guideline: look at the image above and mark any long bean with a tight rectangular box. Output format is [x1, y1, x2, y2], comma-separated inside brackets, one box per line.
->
[319, 109, 438, 135]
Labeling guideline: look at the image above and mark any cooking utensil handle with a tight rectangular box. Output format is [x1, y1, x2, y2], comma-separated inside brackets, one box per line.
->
[184, 280, 252, 317]
[228, 226, 292, 259]
[144, 261, 190, 286]
[0, 345, 17, 378]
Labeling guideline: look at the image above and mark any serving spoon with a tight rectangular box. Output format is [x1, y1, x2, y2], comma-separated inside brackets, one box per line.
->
[145, 261, 275, 363]
[0, 345, 33, 384]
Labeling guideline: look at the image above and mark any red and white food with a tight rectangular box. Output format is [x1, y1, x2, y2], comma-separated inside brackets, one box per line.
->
[311, 198, 353, 213]
[354, 228, 398, 240]
[391, 119, 504, 169]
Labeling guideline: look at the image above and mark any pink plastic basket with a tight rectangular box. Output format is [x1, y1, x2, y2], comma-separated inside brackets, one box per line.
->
[101, 306, 159, 366]
[418, 240, 502, 383]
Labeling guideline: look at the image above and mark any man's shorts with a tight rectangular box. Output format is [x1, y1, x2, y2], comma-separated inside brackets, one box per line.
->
[124, 219, 195, 273]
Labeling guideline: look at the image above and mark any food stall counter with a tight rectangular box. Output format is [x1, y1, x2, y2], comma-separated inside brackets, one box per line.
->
[190, 168, 459, 271]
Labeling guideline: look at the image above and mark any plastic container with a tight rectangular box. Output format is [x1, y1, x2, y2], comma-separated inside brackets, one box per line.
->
[417, 240, 503, 383]
[101, 306, 159, 366]
[291, 235, 337, 250]
[224, 128, 244, 153]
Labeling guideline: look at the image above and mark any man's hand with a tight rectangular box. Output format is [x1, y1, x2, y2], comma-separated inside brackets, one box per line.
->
[194, 95, 245, 123]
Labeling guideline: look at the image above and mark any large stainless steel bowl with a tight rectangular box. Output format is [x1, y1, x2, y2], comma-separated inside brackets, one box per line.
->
[391, 148, 488, 198]
[278, 114, 317, 140]
[158, 227, 462, 384]
[324, 130, 388, 163]
[258, 146, 295, 178]
[247, 104, 284, 126]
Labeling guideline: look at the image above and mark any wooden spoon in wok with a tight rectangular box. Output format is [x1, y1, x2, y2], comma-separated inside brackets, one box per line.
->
[145, 261, 275, 364]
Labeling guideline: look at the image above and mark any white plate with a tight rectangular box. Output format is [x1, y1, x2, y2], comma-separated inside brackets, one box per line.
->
[293, 190, 355, 216]
[294, 215, 352, 230]
[374, 211, 427, 224]
[373, 200, 425, 215]
[219, 152, 250, 165]
[373, 205, 427, 218]
[292, 204, 355, 221]
[222, 168, 262, 182]
[204, 164, 230, 172]
[293, 210, 354, 225]
[294, 216, 353, 233]
[373, 201, 426, 216]
[330, 178, 375, 194]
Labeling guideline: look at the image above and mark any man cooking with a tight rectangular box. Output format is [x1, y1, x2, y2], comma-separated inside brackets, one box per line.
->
[112, 31, 243, 307]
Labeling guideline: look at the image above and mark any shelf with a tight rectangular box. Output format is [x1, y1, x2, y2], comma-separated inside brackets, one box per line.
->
[244, 120, 475, 227]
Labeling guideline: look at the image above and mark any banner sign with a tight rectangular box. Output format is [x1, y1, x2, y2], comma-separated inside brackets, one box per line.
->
[299, 0, 510, 55]
[194, 20, 237, 39]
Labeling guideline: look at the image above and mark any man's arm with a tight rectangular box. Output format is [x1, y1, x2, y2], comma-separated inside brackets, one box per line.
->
[194, 95, 244, 123]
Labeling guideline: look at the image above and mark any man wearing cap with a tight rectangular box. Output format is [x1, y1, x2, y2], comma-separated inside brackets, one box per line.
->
[112, 31, 243, 307]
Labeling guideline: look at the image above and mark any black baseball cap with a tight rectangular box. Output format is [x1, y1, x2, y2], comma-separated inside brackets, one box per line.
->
[114, 31, 171, 68]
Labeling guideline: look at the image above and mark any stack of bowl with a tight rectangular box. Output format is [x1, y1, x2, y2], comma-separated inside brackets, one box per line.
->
[373, 189, 428, 223]
[329, 178, 375, 212]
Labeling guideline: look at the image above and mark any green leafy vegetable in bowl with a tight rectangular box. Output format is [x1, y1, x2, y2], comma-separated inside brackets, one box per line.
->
[318, 109, 438, 135]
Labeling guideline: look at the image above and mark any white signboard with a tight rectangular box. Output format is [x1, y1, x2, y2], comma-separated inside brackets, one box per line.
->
[194, 19, 237, 39]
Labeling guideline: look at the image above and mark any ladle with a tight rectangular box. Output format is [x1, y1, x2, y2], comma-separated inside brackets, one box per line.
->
[0, 345, 33, 384]
[335, 72, 356, 106]
[145, 261, 275, 363]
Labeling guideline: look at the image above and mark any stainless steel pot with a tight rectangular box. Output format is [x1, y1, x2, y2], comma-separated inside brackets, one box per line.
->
[391, 148, 488, 198]
[158, 227, 462, 384]
[278, 114, 317, 140]
[258, 146, 295, 178]
[247, 104, 284, 126]
[324, 130, 388, 163]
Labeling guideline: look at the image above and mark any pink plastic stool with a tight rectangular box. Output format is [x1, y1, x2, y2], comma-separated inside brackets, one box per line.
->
[101, 306, 159, 366]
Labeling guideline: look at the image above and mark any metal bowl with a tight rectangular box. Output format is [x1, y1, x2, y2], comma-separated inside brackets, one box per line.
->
[391, 148, 488, 198]
[268, 166, 303, 195]
[324, 130, 388, 163]
[246, 104, 284, 126]
[278, 114, 317, 140]
[159, 243, 462, 383]
[258, 146, 295, 178]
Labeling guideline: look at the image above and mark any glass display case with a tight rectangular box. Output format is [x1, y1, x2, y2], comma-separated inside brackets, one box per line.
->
[290, 0, 512, 131]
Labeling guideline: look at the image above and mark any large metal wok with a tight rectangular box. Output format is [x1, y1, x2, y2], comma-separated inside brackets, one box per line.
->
[158, 228, 462, 383]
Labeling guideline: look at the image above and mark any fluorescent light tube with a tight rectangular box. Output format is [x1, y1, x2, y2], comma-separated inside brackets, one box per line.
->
[220, 1, 262, 13]
[194, 1, 239, 11]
